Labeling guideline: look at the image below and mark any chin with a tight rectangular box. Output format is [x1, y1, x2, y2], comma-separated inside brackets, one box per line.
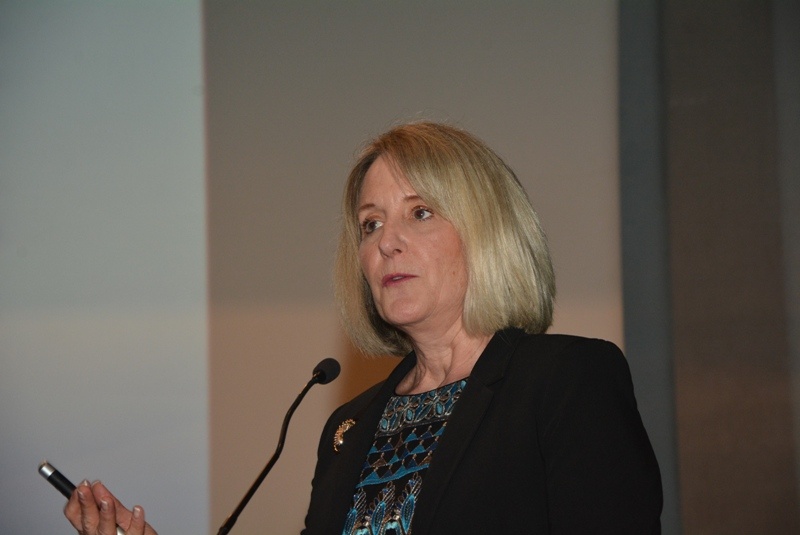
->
[379, 308, 426, 330]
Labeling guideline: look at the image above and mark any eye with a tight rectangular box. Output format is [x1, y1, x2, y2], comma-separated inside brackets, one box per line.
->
[360, 218, 383, 235]
[412, 206, 433, 221]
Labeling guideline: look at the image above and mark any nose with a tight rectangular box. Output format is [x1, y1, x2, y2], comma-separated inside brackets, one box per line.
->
[378, 220, 406, 257]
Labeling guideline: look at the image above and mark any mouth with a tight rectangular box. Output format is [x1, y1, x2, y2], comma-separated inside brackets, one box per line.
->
[381, 273, 415, 286]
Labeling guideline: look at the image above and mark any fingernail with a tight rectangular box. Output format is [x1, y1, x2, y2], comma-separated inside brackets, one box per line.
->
[100, 499, 109, 512]
[77, 487, 87, 501]
[80, 479, 91, 487]
[133, 506, 143, 519]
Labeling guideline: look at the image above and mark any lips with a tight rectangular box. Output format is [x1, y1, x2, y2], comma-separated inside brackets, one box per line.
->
[381, 273, 416, 286]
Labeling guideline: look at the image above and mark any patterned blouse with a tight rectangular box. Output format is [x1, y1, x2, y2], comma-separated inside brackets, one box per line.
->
[341, 379, 468, 535]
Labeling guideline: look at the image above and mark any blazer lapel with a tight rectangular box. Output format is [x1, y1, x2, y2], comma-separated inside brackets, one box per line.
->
[409, 328, 522, 533]
[322, 353, 418, 531]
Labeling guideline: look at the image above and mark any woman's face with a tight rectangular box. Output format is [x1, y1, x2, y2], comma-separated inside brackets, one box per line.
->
[357, 156, 469, 338]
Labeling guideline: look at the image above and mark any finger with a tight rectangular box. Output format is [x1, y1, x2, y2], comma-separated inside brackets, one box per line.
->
[64, 479, 91, 532]
[124, 505, 158, 535]
[92, 481, 134, 535]
[91, 481, 134, 530]
[126, 505, 147, 535]
[96, 494, 118, 535]
[78, 481, 101, 534]
[88, 481, 157, 535]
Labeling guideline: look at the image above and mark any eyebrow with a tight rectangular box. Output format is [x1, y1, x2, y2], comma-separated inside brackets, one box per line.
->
[357, 194, 423, 215]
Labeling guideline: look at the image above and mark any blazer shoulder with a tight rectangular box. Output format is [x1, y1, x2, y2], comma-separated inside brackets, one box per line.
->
[510, 332, 624, 367]
[515, 332, 621, 353]
[509, 333, 632, 389]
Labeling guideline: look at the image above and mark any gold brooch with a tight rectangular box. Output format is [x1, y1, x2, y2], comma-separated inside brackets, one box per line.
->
[333, 419, 356, 453]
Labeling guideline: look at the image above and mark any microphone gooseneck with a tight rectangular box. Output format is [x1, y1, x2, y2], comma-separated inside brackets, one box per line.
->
[216, 358, 340, 535]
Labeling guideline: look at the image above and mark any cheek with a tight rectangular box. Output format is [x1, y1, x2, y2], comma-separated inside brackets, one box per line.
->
[440, 242, 467, 278]
[357, 247, 375, 282]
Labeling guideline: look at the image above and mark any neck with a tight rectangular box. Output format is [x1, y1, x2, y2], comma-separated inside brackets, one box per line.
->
[396, 325, 492, 395]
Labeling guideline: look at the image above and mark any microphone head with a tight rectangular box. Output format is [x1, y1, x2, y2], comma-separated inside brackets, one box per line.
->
[313, 358, 341, 385]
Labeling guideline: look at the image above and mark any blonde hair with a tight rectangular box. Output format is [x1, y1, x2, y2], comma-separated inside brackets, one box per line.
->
[335, 122, 555, 356]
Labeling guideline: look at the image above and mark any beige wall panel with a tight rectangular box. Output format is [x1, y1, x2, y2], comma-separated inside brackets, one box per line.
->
[209, 304, 397, 533]
[205, 2, 622, 532]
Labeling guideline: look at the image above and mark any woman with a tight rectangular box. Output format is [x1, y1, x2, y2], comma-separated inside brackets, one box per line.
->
[65, 122, 661, 534]
[302, 122, 661, 534]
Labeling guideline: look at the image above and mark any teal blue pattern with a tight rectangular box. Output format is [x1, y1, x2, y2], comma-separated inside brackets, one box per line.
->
[341, 379, 467, 535]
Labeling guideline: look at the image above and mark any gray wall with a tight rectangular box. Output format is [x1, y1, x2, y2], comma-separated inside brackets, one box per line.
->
[0, 2, 209, 533]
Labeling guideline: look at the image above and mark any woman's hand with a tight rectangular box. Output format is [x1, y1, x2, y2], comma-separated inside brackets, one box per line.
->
[64, 480, 158, 535]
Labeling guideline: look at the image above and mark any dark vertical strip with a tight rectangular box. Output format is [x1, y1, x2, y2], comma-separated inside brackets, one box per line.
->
[772, 0, 800, 501]
[618, 2, 681, 533]
[663, 0, 799, 532]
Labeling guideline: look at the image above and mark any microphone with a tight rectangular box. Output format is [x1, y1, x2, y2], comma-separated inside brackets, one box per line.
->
[216, 358, 340, 535]
[313, 357, 341, 385]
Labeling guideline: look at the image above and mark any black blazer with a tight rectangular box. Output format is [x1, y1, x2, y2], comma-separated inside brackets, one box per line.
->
[303, 329, 662, 534]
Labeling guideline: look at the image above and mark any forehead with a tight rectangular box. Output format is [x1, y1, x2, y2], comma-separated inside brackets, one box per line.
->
[358, 156, 418, 202]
